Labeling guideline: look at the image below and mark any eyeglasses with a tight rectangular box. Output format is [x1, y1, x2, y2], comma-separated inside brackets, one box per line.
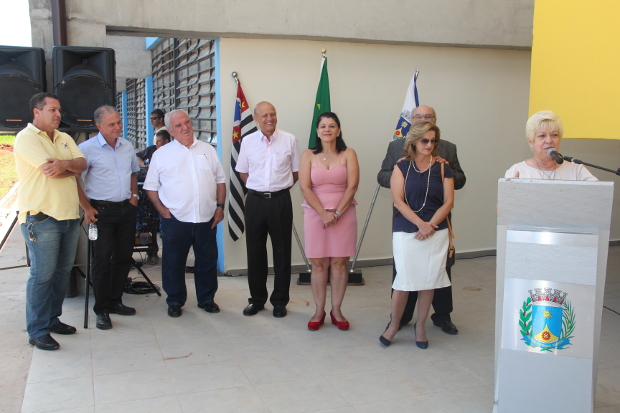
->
[419, 138, 437, 145]
[150, 116, 160, 121]
[412, 114, 436, 120]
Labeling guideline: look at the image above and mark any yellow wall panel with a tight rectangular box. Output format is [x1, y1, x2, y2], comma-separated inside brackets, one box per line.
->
[529, 0, 620, 139]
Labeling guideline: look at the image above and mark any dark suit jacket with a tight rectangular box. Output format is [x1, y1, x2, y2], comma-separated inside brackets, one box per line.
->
[377, 138, 466, 190]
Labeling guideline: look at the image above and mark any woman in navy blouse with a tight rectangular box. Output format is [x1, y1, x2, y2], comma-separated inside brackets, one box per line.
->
[380, 120, 454, 349]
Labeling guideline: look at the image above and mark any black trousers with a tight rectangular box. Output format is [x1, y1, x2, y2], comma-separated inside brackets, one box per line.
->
[392, 259, 453, 325]
[91, 202, 136, 315]
[245, 191, 293, 307]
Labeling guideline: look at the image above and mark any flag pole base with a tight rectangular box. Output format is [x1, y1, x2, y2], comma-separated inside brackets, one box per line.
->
[297, 268, 364, 286]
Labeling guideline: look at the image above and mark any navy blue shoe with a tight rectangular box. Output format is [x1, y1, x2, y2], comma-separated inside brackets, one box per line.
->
[414, 323, 429, 349]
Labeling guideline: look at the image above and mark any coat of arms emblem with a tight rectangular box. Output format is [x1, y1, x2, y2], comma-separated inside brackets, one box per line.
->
[519, 288, 575, 351]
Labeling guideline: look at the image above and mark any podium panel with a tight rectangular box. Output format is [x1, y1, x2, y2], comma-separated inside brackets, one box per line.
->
[495, 179, 614, 413]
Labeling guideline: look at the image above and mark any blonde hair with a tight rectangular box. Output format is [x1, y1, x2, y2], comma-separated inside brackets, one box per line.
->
[526, 110, 564, 143]
[402, 120, 441, 160]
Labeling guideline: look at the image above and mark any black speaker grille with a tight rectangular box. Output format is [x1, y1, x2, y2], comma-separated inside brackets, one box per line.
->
[57, 74, 114, 129]
[0, 74, 41, 129]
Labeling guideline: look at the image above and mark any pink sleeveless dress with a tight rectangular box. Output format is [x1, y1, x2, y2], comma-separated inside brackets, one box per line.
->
[302, 154, 357, 258]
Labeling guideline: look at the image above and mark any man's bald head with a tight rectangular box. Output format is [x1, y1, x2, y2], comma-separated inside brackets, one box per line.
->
[412, 105, 437, 124]
[253, 101, 277, 137]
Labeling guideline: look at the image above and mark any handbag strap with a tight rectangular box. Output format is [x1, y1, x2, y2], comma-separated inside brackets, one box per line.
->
[441, 163, 455, 241]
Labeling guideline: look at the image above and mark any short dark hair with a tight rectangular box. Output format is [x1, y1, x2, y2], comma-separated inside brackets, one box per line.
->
[155, 129, 170, 141]
[29, 93, 59, 119]
[151, 109, 165, 119]
[312, 112, 347, 154]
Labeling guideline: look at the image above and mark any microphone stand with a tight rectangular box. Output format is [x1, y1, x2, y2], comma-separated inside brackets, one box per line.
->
[564, 156, 620, 176]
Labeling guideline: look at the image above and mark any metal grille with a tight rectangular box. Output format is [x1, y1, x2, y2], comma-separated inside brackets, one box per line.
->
[115, 92, 123, 129]
[151, 38, 175, 115]
[152, 38, 217, 146]
[125, 78, 147, 149]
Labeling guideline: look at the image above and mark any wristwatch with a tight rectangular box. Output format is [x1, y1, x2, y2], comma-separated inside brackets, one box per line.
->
[216, 203, 225, 208]
[132, 194, 139, 199]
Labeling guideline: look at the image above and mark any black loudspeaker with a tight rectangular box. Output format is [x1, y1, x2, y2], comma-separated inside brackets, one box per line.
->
[0, 46, 46, 130]
[53, 46, 115, 131]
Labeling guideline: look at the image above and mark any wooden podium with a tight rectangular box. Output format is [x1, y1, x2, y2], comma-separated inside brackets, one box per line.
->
[494, 179, 614, 413]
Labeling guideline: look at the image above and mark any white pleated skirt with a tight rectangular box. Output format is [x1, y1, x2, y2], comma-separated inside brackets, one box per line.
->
[392, 229, 451, 291]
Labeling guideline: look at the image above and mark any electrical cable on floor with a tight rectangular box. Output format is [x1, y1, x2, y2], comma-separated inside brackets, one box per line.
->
[124, 277, 160, 295]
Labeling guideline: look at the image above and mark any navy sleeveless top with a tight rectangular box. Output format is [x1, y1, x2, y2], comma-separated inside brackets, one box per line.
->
[393, 160, 454, 233]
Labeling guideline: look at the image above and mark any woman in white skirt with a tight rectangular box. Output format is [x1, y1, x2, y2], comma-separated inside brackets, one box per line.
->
[380, 120, 454, 349]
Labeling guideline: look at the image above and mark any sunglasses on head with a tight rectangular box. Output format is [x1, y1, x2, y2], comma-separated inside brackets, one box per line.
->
[419, 138, 437, 145]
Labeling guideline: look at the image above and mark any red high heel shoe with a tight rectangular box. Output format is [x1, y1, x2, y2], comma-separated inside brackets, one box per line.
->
[330, 310, 350, 330]
[308, 312, 326, 331]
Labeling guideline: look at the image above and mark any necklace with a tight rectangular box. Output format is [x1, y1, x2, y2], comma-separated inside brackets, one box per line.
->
[322, 153, 334, 162]
[535, 160, 557, 180]
[411, 155, 432, 173]
[404, 157, 432, 213]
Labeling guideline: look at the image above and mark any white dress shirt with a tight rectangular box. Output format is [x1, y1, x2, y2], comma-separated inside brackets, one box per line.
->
[144, 138, 226, 223]
[235, 128, 301, 192]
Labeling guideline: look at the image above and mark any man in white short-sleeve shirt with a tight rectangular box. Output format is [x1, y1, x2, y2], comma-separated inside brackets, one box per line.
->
[144, 109, 226, 318]
[235, 101, 301, 318]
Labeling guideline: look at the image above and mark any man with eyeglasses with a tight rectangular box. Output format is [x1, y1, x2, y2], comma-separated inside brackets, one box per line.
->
[377, 104, 466, 335]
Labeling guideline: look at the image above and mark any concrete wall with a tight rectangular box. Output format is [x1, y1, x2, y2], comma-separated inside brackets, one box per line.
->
[28, 1, 152, 88]
[105, 35, 152, 81]
[218, 37, 533, 271]
[38, 0, 534, 49]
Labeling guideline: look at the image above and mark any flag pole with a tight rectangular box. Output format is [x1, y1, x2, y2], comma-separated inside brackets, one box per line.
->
[349, 71, 419, 273]
[349, 183, 380, 272]
[294, 51, 329, 275]
[293, 222, 311, 271]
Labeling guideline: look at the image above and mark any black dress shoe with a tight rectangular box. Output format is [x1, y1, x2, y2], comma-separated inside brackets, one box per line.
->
[243, 304, 264, 316]
[168, 305, 183, 318]
[273, 305, 287, 318]
[198, 302, 220, 313]
[50, 321, 77, 335]
[109, 302, 136, 316]
[434, 319, 459, 335]
[96, 312, 113, 330]
[29, 334, 60, 350]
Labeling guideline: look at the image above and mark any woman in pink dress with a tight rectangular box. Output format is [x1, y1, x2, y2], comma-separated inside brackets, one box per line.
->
[299, 112, 359, 331]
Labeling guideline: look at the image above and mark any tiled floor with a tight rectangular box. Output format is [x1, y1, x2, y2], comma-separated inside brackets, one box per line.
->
[3, 232, 620, 412]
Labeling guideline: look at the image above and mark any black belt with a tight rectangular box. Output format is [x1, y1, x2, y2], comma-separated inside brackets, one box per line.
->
[90, 199, 130, 209]
[248, 188, 289, 199]
[28, 212, 49, 222]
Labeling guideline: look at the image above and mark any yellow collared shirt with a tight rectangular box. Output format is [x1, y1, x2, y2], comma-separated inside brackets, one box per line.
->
[14, 123, 85, 223]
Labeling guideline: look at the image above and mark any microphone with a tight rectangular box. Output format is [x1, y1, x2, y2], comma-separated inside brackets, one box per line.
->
[547, 148, 564, 164]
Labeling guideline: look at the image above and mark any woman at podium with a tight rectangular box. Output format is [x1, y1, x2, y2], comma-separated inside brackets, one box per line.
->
[380, 121, 454, 349]
[505, 111, 598, 181]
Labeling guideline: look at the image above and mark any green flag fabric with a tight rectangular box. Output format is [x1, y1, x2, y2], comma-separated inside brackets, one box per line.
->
[308, 57, 331, 148]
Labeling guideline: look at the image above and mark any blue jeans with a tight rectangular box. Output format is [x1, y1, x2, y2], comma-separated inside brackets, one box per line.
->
[161, 215, 218, 307]
[21, 215, 80, 340]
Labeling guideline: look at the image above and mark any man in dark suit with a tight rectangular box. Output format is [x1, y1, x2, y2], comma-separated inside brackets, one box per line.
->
[377, 105, 466, 334]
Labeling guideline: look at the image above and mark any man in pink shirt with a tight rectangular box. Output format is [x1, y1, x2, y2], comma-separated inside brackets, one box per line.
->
[236, 102, 301, 318]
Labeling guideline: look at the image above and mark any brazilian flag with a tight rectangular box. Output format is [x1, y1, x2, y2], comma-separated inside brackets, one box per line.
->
[309, 57, 331, 149]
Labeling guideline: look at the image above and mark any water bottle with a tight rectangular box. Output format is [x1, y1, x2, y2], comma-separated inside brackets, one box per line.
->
[88, 223, 98, 240]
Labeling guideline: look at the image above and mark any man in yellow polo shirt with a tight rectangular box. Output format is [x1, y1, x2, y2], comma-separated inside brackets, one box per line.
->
[14, 92, 87, 351]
